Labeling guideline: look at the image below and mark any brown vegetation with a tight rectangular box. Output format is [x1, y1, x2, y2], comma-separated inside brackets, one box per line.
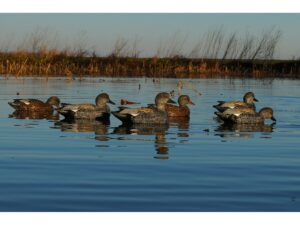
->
[0, 27, 300, 78]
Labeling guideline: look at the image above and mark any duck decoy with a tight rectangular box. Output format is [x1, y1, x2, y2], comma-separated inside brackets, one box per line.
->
[112, 92, 175, 124]
[213, 92, 258, 112]
[120, 99, 140, 105]
[8, 96, 60, 112]
[165, 95, 195, 118]
[57, 93, 115, 121]
[215, 107, 276, 124]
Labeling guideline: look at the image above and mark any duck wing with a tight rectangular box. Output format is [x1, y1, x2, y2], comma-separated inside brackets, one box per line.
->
[9, 99, 49, 110]
[112, 107, 155, 124]
[165, 104, 190, 117]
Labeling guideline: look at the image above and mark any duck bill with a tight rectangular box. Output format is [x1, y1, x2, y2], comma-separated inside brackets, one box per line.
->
[109, 99, 116, 105]
[253, 98, 259, 102]
[167, 98, 176, 104]
[271, 116, 276, 122]
[189, 100, 195, 105]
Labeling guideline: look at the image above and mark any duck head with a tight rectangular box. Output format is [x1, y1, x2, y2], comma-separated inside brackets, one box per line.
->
[46, 96, 60, 108]
[259, 107, 276, 121]
[243, 92, 258, 104]
[178, 95, 195, 107]
[155, 92, 176, 110]
[95, 93, 115, 107]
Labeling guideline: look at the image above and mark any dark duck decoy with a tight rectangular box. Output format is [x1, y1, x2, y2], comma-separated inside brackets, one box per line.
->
[112, 92, 175, 124]
[165, 95, 195, 118]
[8, 96, 60, 112]
[213, 92, 258, 112]
[57, 93, 115, 121]
[215, 107, 276, 124]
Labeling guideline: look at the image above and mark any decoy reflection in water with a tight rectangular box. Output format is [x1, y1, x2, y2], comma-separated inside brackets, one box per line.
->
[168, 116, 190, 129]
[215, 123, 275, 138]
[113, 123, 169, 159]
[9, 110, 60, 121]
[168, 117, 190, 138]
[216, 122, 275, 134]
[112, 92, 175, 124]
[8, 96, 60, 112]
[165, 95, 195, 118]
[213, 92, 258, 112]
[57, 93, 115, 121]
[54, 119, 109, 135]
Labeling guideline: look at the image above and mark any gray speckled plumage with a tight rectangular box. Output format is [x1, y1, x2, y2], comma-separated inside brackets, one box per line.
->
[57, 93, 115, 121]
[112, 108, 168, 124]
[112, 92, 175, 124]
[215, 107, 276, 124]
[213, 92, 258, 112]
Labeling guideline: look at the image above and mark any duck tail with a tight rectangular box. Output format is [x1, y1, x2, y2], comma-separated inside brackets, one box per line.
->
[8, 102, 18, 109]
[214, 112, 221, 117]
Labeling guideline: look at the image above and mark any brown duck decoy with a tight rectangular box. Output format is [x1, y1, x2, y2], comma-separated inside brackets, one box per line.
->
[165, 95, 195, 118]
[8, 96, 60, 112]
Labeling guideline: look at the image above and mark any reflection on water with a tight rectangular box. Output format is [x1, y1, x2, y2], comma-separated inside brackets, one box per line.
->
[1, 77, 300, 211]
[113, 123, 170, 159]
[215, 123, 275, 138]
[169, 117, 190, 139]
[9, 110, 59, 120]
[54, 119, 109, 135]
[154, 131, 169, 160]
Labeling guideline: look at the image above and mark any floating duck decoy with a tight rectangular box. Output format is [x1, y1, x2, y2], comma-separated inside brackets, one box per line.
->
[165, 95, 195, 118]
[120, 99, 140, 105]
[8, 96, 60, 112]
[213, 92, 258, 112]
[215, 107, 276, 124]
[112, 92, 175, 124]
[57, 93, 115, 121]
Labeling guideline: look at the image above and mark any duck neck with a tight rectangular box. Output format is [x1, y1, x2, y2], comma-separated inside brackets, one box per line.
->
[96, 102, 106, 108]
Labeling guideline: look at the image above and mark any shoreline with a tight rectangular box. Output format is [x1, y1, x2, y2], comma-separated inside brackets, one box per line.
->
[1, 53, 300, 78]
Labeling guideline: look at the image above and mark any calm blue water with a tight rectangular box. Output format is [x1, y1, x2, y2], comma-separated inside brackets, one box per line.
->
[0, 76, 300, 212]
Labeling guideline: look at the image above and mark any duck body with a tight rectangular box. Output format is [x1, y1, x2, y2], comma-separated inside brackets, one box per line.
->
[57, 93, 115, 121]
[165, 95, 194, 118]
[215, 107, 276, 124]
[165, 104, 190, 117]
[8, 96, 60, 112]
[57, 103, 110, 120]
[214, 92, 258, 112]
[112, 106, 168, 124]
[112, 92, 175, 125]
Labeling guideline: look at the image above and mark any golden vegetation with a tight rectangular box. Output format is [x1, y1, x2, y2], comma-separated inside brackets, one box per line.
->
[0, 27, 299, 78]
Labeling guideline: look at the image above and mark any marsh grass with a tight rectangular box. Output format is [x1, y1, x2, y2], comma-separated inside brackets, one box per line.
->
[0, 27, 299, 78]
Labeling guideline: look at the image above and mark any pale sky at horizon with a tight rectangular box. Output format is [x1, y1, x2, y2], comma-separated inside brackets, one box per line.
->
[0, 13, 299, 59]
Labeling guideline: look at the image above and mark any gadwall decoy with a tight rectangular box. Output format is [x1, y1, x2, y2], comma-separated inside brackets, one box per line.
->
[215, 107, 276, 124]
[165, 95, 195, 118]
[8, 96, 60, 112]
[57, 93, 115, 121]
[213, 92, 258, 112]
[112, 92, 175, 124]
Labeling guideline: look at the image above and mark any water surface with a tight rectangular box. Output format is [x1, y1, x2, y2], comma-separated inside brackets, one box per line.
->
[0, 76, 300, 211]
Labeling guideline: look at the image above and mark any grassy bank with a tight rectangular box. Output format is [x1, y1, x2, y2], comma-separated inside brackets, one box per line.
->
[1, 52, 300, 78]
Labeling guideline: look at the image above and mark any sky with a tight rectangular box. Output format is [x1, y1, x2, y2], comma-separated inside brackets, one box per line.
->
[0, 14, 300, 59]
